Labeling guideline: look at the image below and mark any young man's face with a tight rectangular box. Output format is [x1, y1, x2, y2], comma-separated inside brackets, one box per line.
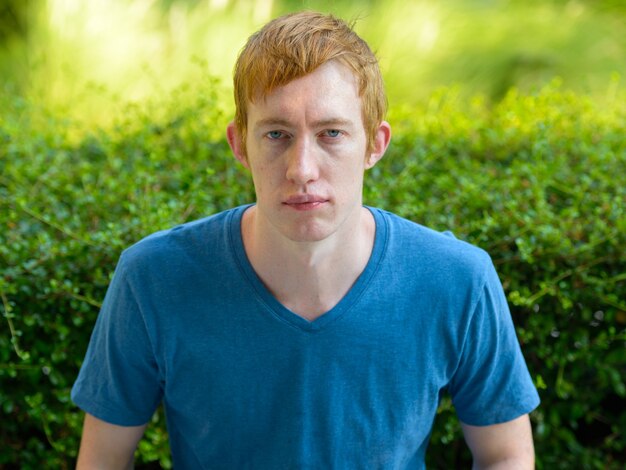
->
[228, 60, 390, 244]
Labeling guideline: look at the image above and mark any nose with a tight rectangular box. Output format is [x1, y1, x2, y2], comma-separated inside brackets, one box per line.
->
[285, 137, 319, 185]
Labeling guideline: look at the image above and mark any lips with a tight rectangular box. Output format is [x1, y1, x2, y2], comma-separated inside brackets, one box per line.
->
[283, 194, 328, 210]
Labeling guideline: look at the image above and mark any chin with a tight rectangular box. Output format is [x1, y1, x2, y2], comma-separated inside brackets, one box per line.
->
[281, 222, 336, 243]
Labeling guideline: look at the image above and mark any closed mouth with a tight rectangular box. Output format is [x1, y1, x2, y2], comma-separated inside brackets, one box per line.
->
[283, 195, 329, 210]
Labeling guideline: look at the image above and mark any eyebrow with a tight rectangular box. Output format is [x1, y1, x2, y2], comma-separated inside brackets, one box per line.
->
[314, 118, 354, 129]
[254, 117, 354, 130]
[254, 118, 291, 130]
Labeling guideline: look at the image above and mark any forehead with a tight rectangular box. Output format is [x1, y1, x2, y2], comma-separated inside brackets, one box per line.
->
[248, 61, 363, 128]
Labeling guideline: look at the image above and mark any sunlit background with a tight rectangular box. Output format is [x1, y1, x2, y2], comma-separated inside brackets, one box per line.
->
[1, 0, 625, 126]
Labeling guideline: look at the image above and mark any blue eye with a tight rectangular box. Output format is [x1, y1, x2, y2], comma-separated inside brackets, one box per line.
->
[325, 130, 341, 138]
[267, 131, 284, 139]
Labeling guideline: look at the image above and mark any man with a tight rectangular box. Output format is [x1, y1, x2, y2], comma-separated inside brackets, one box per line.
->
[72, 11, 540, 469]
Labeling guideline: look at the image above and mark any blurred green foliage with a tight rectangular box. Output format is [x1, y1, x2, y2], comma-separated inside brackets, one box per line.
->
[1, 76, 625, 467]
[1, 0, 626, 126]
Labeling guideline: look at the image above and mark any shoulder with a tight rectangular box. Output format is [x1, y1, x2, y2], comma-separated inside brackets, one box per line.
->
[118, 205, 246, 274]
[372, 208, 492, 282]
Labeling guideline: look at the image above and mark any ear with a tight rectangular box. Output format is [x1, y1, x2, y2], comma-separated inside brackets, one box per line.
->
[227, 121, 249, 170]
[365, 120, 392, 169]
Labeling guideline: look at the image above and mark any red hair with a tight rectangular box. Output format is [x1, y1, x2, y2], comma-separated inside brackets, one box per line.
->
[233, 11, 387, 153]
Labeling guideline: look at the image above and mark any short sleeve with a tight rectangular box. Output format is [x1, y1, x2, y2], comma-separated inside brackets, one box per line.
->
[448, 260, 540, 426]
[71, 254, 163, 426]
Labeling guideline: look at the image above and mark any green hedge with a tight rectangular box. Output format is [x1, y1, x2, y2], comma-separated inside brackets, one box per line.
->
[1, 81, 624, 468]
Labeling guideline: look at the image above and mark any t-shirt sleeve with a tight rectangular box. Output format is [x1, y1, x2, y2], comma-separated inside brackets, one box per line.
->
[71, 254, 163, 426]
[447, 259, 540, 426]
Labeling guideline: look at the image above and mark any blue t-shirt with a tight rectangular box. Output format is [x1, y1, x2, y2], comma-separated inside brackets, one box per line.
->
[72, 205, 539, 469]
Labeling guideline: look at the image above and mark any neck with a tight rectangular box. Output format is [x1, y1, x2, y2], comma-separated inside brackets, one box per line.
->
[241, 205, 375, 321]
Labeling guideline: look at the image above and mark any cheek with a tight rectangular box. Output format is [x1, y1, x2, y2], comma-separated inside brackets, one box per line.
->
[250, 161, 283, 190]
[335, 151, 368, 178]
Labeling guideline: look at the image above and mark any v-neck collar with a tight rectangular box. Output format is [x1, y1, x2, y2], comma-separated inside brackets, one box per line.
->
[228, 204, 388, 332]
